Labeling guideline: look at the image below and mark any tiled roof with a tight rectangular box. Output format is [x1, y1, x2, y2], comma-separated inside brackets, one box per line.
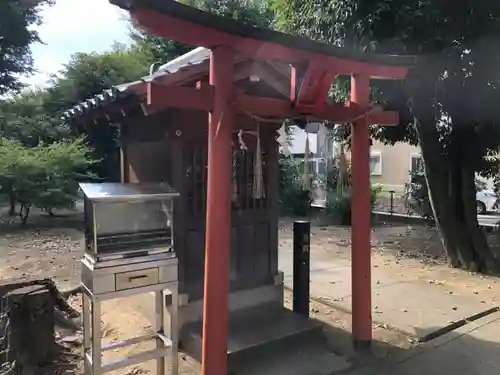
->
[61, 83, 138, 121]
[62, 47, 211, 122]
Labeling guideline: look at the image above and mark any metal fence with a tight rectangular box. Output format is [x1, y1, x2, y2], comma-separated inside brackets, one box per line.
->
[311, 186, 417, 216]
[374, 189, 417, 216]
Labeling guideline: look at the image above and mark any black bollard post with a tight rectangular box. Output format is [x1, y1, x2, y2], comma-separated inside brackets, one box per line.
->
[389, 190, 395, 216]
[293, 220, 311, 317]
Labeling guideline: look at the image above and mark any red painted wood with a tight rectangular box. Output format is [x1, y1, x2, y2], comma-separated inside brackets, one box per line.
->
[295, 64, 320, 106]
[202, 46, 234, 375]
[292, 60, 336, 112]
[350, 74, 372, 344]
[145, 83, 399, 125]
[123, 2, 410, 355]
[131, 8, 409, 79]
[236, 95, 399, 125]
[290, 66, 298, 102]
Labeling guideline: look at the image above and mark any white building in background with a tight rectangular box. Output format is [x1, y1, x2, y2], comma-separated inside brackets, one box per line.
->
[285, 124, 422, 194]
[285, 125, 335, 156]
[287, 126, 318, 155]
[282, 124, 334, 205]
[282, 124, 495, 209]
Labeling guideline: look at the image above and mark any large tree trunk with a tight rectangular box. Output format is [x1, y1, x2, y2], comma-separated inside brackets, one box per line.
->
[456, 128, 500, 272]
[407, 67, 500, 273]
[413, 117, 466, 268]
[415, 121, 486, 271]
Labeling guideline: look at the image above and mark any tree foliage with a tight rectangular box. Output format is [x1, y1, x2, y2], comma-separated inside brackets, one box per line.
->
[43, 45, 152, 181]
[0, 137, 95, 223]
[130, 34, 192, 68]
[0, 0, 53, 94]
[278, 156, 312, 216]
[0, 46, 146, 217]
[186, 0, 274, 26]
[404, 168, 433, 220]
[0, 89, 69, 147]
[45, 44, 150, 113]
[130, 0, 275, 65]
[272, 0, 500, 272]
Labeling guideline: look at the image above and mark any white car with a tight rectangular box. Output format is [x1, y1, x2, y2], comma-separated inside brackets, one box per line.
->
[476, 189, 499, 214]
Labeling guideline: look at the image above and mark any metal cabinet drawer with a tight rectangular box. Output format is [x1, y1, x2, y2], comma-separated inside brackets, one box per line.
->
[115, 267, 159, 291]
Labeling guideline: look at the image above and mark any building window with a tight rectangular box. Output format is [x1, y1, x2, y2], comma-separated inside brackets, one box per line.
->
[410, 154, 424, 174]
[370, 152, 382, 176]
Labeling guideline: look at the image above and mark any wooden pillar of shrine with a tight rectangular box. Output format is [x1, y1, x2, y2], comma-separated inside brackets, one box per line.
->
[201, 46, 235, 375]
[350, 74, 372, 348]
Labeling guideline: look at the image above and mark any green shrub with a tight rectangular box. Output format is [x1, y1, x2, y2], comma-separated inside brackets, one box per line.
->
[278, 155, 313, 216]
[283, 186, 313, 216]
[325, 191, 351, 225]
[405, 169, 433, 220]
[325, 185, 381, 226]
[371, 184, 382, 207]
[0, 137, 96, 223]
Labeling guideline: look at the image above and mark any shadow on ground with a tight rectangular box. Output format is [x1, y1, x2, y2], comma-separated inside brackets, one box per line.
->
[316, 316, 500, 375]
[372, 224, 445, 262]
[38, 342, 80, 375]
[311, 317, 409, 372]
[0, 210, 83, 234]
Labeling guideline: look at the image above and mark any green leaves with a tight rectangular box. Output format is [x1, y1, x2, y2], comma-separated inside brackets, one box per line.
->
[278, 156, 312, 216]
[40, 46, 153, 181]
[0, 137, 96, 223]
[131, 0, 276, 66]
[46, 46, 151, 112]
[272, 0, 500, 169]
[0, 89, 70, 147]
[0, 0, 54, 95]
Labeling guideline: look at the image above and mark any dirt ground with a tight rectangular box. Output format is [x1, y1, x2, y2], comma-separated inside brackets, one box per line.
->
[65, 295, 202, 375]
[280, 217, 500, 304]
[1, 210, 500, 373]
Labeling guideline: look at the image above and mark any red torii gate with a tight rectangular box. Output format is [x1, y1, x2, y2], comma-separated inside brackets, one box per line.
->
[109, 1, 416, 374]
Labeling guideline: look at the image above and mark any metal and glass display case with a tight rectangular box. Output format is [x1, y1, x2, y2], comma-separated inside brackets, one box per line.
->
[81, 182, 177, 264]
[79, 183, 180, 375]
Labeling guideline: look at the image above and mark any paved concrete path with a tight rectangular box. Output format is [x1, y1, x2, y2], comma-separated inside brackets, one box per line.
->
[351, 311, 500, 375]
[279, 247, 499, 338]
[279, 241, 500, 374]
[375, 211, 500, 227]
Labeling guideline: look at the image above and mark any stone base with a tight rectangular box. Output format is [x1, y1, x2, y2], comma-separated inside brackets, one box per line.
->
[163, 272, 284, 340]
[182, 302, 322, 363]
[157, 273, 350, 375]
[181, 302, 351, 375]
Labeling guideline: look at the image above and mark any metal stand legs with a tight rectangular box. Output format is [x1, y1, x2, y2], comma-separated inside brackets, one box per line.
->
[82, 283, 178, 375]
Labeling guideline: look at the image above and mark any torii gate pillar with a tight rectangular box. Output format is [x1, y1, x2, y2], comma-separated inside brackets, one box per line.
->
[350, 74, 372, 348]
[202, 46, 234, 375]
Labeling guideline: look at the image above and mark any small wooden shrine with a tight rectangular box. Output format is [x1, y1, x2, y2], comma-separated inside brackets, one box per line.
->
[66, 48, 298, 332]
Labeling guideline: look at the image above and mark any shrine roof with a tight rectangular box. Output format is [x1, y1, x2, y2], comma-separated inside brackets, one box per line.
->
[110, 0, 418, 68]
[62, 47, 211, 122]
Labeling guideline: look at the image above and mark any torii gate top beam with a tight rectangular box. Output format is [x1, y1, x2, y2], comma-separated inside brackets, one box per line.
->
[110, 0, 417, 80]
